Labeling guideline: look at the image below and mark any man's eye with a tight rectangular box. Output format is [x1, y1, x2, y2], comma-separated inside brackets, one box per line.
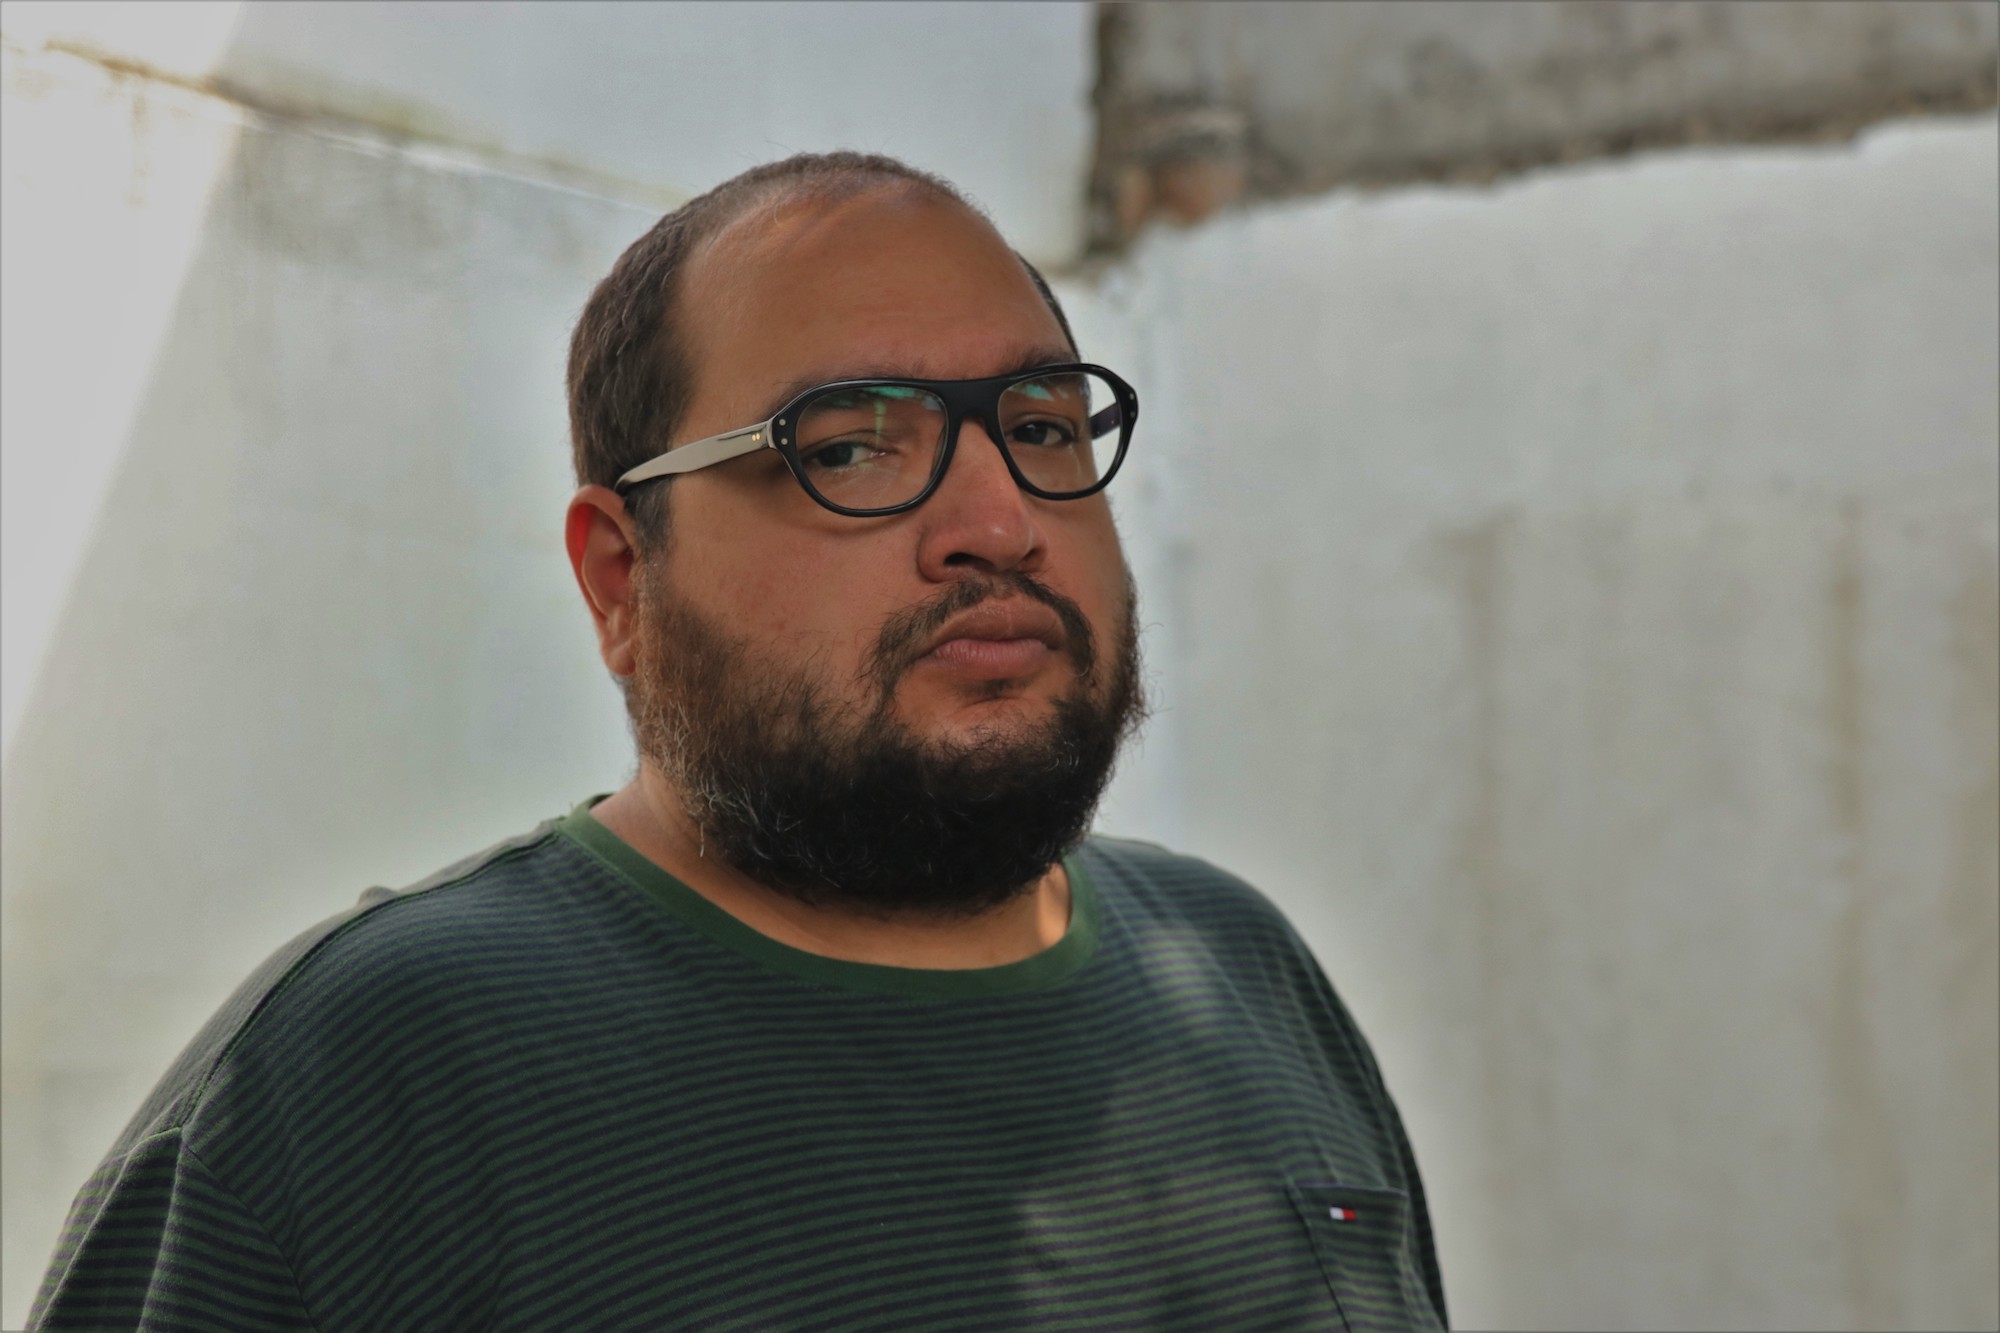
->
[801, 438, 883, 471]
[1008, 419, 1079, 448]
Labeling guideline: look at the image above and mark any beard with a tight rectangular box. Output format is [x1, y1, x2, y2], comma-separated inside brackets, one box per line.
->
[625, 561, 1145, 920]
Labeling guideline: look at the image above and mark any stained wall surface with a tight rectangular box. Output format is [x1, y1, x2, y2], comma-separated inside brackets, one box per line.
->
[1076, 116, 1999, 1330]
[4, 4, 1996, 1330]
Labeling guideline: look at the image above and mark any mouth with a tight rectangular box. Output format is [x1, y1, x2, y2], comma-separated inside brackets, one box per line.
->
[916, 599, 1067, 682]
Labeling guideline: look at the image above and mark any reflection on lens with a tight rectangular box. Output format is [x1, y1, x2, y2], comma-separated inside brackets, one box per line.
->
[999, 371, 1120, 496]
[795, 384, 947, 509]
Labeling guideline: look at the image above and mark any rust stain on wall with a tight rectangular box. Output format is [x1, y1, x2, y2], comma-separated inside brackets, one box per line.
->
[1947, 549, 2000, 1030]
[1821, 499, 1903, 1328]
[1434, 511, 1565, 1275]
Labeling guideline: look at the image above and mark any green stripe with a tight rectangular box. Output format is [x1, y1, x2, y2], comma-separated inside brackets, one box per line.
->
[33, 817, 1445, 1332]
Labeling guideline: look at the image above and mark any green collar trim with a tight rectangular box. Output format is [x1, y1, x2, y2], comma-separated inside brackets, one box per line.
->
[554, 800, 1100, 999]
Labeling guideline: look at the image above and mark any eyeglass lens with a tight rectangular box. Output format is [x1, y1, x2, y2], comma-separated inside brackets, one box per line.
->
[792, 371, 1124, 511]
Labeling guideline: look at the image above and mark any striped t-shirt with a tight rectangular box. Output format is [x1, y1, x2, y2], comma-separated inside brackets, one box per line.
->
[34, 805, 1447, 1331]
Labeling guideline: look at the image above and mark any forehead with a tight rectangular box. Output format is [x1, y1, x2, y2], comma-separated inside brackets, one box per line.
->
[678, 187, 1070, 419]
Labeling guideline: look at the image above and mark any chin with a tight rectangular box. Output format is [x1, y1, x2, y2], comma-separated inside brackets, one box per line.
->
[915, 692, 1062, 746]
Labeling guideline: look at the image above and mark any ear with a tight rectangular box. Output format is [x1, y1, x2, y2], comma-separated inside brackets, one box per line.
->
[566, 485, 646, 678]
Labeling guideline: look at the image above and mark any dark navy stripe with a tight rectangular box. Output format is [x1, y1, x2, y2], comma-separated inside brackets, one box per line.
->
[33, 821, 1445, 1332]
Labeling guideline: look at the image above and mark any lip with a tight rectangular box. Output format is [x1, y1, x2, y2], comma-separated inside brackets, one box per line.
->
[916, 599, 1066, 679]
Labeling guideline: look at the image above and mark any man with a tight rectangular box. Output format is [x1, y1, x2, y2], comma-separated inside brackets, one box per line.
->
[34, 153, 1446, 1331]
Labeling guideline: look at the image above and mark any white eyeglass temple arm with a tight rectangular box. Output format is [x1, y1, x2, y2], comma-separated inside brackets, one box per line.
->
[615, 424, 771, 489]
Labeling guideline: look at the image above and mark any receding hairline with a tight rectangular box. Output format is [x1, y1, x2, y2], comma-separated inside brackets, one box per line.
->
[673, 179, 1072, 433]
[686, 172, 997, 291]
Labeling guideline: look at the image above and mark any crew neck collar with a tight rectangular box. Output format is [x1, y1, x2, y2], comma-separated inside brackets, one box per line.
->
[555, 800, 1101, 999]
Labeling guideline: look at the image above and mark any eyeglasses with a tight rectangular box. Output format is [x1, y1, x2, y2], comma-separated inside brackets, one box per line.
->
[614, 363, 1139, 517]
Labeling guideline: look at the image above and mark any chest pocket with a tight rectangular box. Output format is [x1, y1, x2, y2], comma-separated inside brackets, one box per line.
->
[1287, 1182, 1444, 1332]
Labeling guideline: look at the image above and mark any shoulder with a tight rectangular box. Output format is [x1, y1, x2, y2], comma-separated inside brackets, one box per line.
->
[1073, 834, 1329, 988]
[1075, 834, 1395, 1095]
[113, 820, 580, 1150]
[1076, 833, 1298, 939]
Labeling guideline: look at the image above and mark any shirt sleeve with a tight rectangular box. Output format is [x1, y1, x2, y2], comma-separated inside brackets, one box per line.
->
[32, 1129, 316, 1332]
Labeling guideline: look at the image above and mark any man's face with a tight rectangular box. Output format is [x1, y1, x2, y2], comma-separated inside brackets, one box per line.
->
[660, 188, 1133, 751]
[623, 187, 1142, 912]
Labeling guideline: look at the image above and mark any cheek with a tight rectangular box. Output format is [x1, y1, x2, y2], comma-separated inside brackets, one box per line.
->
[667, 494, 911, 669]
[1058, 508, 1133, 631]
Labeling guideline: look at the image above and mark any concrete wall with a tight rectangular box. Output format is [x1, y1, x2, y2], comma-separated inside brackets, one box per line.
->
[1077, 116, 2000, 1330]
[5, 4, 1995, 1329]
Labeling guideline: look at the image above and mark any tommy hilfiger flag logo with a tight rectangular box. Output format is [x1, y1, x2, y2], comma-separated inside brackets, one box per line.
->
[1328, 1206, 1358, 1222]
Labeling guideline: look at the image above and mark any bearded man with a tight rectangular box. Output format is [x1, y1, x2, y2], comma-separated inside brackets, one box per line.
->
[33, 154, 1446, 1332]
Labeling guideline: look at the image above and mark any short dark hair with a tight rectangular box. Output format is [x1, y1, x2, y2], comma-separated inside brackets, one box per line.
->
[566, 151, 1079, 550]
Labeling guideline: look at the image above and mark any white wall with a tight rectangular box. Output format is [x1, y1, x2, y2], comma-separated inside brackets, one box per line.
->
[0, 7, 1096, 1324]
[4, 4, 1995, 1329]
[1074, 116, 2000, 1330]
[0, 42, 646, 1325]
[1, 0, 1096, 762]
[0, 1, 1094, 263]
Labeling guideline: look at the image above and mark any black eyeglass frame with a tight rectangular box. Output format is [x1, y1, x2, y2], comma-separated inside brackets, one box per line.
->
[612, 362, 1140, 518]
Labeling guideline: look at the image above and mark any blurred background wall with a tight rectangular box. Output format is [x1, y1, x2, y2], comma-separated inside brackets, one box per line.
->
[3, 3, 1994, 1328]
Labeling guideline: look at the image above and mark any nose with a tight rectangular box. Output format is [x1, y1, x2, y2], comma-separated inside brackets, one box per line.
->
[913, 416, 1044, 582]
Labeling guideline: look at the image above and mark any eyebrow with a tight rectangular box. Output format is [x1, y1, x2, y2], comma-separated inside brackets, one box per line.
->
[748, 347, 1079, 423]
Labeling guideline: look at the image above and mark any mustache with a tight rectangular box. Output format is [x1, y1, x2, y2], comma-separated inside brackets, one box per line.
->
[864, 572, 1098, 696]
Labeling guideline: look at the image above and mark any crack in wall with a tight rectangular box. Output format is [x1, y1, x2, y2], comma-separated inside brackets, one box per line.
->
[6, 35, 687, 213]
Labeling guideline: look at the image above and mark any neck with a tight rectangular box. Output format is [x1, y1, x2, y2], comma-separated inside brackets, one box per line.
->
[588, 768, 1071, 971]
